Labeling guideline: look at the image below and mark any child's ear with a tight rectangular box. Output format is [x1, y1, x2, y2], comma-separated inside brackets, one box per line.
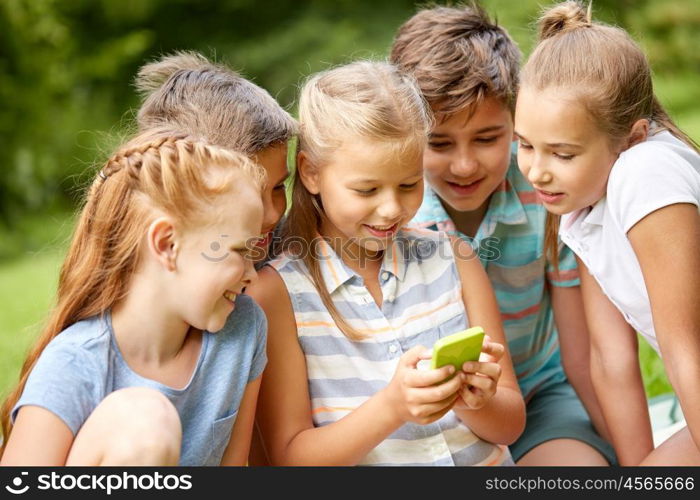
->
[624, 118, 649, 151]
[297, 151, 320, 195]
[147, 217, 179, 271]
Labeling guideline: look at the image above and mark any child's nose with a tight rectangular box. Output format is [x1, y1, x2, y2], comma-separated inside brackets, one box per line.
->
[450, 153, 479, 177]
[526, 155, 551, 185]
[377, 194, 402, 220]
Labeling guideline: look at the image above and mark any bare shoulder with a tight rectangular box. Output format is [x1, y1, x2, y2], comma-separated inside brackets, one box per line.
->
[447, 234, 482, 276]
[247, 266, 290, 313]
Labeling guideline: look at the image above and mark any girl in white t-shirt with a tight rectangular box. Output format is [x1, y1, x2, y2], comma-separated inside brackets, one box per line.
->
[513, 1, 700, 465]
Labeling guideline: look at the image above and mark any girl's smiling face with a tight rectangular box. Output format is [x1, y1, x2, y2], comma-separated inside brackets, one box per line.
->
[301, 138, 424, 261]
[514, 86, 621, 215]
[173, 179, 263, 333]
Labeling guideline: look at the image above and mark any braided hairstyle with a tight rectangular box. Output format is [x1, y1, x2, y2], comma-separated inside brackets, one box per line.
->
[0, 128, 265, 448]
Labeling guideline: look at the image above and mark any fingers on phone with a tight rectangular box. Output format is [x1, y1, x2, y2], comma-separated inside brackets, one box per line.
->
[481, 340, 505, 361]
[463, 373, 497, 393]
[459, 389, 484, 410]
[408, 363, 455, 387]
[461, 360, 502, 380]
[400, 345, 428, 367]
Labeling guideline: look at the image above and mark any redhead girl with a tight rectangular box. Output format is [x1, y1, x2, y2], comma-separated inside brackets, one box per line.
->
[1, 129, 267, 465]
[135, 51, 297, 265]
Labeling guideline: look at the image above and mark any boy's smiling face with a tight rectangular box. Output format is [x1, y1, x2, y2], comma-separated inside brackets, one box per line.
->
[423, 96, 514, 217]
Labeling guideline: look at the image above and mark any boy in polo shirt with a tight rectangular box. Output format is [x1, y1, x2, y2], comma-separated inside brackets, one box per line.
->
[390, 3, 615, 464]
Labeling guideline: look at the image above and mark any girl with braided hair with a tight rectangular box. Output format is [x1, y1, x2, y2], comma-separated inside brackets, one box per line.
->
[135, 51, 298, 266]
[0, 128, 268, 465]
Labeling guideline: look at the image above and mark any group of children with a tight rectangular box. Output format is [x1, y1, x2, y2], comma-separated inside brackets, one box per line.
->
[1, 1, 698, 466]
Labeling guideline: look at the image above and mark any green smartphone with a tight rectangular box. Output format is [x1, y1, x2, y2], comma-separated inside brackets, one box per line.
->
[430, 326, 485, 371]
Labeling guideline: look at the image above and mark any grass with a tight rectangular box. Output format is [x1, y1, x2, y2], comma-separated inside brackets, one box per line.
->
[639, 337, 673, 398]
[0, 211, 74, 399]
[0, 248, 65, 399]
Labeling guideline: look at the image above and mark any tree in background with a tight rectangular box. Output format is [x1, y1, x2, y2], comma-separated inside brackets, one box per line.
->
[0, 0, 697, 248]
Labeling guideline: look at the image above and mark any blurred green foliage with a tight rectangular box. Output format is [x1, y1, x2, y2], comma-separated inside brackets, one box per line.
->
[1, 0, 692, 405]
[0, 0, 698, 259]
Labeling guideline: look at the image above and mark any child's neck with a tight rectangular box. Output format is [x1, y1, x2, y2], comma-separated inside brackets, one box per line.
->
[442, 196, 490, 238]
[320, 224, 385, 302]
[110, 269, 201, 386]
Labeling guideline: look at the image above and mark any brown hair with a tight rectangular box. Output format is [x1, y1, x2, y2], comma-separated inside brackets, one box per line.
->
[0, 129, 265, 449]
[136, 51, 298, 155]
[390, 2, 521, 119]
[287, 61, 431, 340]
[522, 1, 700, 266]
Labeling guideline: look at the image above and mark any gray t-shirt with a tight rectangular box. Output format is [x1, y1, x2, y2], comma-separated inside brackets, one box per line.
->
[12, 294, 267, 465]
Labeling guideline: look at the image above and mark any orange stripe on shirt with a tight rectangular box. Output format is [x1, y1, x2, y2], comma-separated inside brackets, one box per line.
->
[484, 445, 508, 466]
[312, 406, 357, 414]
[318, 240, 342, 288]
[547, 268, 579, 282]
[296, 320, 394, 335]
[297, 297, 461, 334]
[501, 303, 540, 321]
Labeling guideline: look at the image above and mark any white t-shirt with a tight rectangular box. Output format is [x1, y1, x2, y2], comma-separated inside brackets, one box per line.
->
[560, 130, 700, 354]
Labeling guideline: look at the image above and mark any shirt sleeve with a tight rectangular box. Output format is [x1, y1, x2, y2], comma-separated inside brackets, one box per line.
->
[11, 345, 104, 435]
[247, 302, 268, 382]
[609, 143, 700, 233]
[546, 241, 580, 288]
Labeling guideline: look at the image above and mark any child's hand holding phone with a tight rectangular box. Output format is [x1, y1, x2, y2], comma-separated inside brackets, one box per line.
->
[430, 327, 505, 411]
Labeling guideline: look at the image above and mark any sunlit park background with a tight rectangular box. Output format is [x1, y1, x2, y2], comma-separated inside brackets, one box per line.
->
[0, 0, 697, 410]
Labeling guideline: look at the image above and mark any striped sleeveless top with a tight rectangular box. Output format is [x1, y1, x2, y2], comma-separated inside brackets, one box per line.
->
[270, 228, 512, 466]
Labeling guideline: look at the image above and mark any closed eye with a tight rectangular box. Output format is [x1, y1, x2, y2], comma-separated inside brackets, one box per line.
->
[399, 181, 420, 190]
[428, 141, 451, 150]
[475, 136, 498, 144]
[554, 153, 575, 160]
[354, 188, 377, 195]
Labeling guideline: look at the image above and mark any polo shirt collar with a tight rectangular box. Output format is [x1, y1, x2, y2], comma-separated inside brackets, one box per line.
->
[582, 197, 607, 227]
[316, 234, 408, 294]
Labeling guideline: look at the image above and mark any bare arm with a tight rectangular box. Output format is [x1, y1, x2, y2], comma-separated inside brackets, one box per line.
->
[550, 284, 610, 441]
[450, 236, 526, 445]
[578, 256, 653, 465]
[628, 203, 700, 454]
[247, 266, 461, 465]
[1, 406, 74, 465]
[219, 377, 261, 466]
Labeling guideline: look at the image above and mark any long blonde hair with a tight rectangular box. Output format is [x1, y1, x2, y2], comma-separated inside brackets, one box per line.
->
[286, 61, 432, 340]
[522, 1, 700, 266]
[0, 129, 265, 448]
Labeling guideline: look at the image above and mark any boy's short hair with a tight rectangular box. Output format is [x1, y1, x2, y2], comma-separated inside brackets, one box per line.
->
[136, 51, 297, 156]
[390, 3, 521, 118]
